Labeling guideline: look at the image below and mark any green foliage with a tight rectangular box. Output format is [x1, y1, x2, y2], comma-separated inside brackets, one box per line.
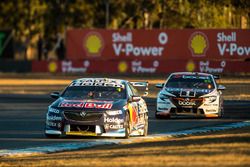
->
[0, 0, 249, 43]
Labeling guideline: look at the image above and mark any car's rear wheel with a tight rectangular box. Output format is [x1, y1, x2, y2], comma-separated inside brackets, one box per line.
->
[142, 113, 148, 136]
[124, 112, 130, 139]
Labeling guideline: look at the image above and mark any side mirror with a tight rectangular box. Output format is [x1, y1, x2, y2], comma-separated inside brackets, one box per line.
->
[129, 96, 141, 102]
[155, 83, 164, 88]
[50, 92, 60, 99]
[213, 75, 220, 79]
[218, 85, 226, 90]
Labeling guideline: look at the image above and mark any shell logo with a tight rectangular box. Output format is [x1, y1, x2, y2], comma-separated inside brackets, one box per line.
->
[48, 61, 57, 73]
[186, 60, 195, 72]
[83, 32, 104, 57]
[118, 61, 128, 73]
[189, 32, 209, 57]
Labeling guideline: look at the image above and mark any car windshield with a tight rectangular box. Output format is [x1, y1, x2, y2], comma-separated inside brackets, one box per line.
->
[165, 75, 215, 89]
[62, 86, 126, 100]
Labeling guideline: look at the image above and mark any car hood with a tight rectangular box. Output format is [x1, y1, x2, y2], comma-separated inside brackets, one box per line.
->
[51, 97, 127, 110]
[162, 87, 214, 98]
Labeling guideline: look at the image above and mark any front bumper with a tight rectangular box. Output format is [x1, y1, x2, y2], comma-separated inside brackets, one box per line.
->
[156, 97, 220, 118]
[45, 126, 126, 137]
[45, 110, 127, 137]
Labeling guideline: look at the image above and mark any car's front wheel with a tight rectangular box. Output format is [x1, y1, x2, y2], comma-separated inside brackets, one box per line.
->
[218, 107, 224, 118]
[142, 113, 148, 136]
[45, 133, 60, 138]
[155, 111, 170, 119]
[124, 112, 131, 139]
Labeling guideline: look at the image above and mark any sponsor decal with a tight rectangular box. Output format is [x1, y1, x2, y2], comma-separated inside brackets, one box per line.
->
[106, 110, 123, 116]
[104, 117, 124, 124]
[46, 121, 61, 128]
[59, 100, 113, 109]
[83, 32, 104, 57]
[47, 115, 62, 121]
[59, 102, 85, 108]
[217, 32, 250, 56]
[204, 103, 219, 106]
[189, 32, 209, 57]
[138, 101, 147, 113]
[206, 109, 217, 112]
[46, 120, 57, 127]
[70, 78, 124, 88]
[128, 103, 138, 124]
[166, 88, 181, 92]
[131, 60, 159, 73]
[105, 124, 124, 130]
[112, 32, 167, 57]
[178, 98, 196, 106]
[66, 131, 97, 136]
[199, 60, 226, 73]
[62, 60, 89, 73]
[48, 107, 60, 114]
[110, 124, 123, 129]
[104, 124, 124, 130]
[85, 103, 113, 109]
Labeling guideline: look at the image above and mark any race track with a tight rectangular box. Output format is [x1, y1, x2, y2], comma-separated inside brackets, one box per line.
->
[0, 94, 250, 150]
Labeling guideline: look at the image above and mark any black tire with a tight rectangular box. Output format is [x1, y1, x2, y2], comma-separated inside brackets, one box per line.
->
[218, 107, 224, 118]
[143, 113, 148, 136]
[124, 112, 130, 139]
[155, 111, 161, 119]
[155, 111, 170, 119]
[45, 133, 60, 138]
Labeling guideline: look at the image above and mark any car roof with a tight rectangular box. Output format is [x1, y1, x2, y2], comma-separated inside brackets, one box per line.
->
[73, 78, 126, 83]
[70, 78, 127, 88]
[170, 72, 212, 77]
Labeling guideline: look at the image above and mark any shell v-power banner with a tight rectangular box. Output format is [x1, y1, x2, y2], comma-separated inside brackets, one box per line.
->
[31, 29, 250, 74]
[66, 29, 250, 61]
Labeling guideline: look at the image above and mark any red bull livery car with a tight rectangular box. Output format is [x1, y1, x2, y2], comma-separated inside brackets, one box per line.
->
[45, 78, 148, 138]
[155, 72, 225, 118]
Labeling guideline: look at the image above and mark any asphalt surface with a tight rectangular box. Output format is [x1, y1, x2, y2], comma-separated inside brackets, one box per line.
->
[0, 94, 250, 150]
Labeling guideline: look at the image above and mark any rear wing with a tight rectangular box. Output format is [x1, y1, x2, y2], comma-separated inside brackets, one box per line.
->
[130, 81, 149, 96]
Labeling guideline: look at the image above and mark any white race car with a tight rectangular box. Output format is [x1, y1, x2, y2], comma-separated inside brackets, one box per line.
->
[155, 72, 225, 118]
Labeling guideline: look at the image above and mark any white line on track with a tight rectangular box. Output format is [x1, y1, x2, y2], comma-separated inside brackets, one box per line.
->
[1, 120, 250, 157]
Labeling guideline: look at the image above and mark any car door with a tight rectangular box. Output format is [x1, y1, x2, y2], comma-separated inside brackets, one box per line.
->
[127, 83, 140, 128]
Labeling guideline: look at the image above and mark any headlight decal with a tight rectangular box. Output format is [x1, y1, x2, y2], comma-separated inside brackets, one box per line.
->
[205, 96, 217, 103]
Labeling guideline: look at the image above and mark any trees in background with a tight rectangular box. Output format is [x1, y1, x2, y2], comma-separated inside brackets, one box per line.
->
[0, 0, 249, 59]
